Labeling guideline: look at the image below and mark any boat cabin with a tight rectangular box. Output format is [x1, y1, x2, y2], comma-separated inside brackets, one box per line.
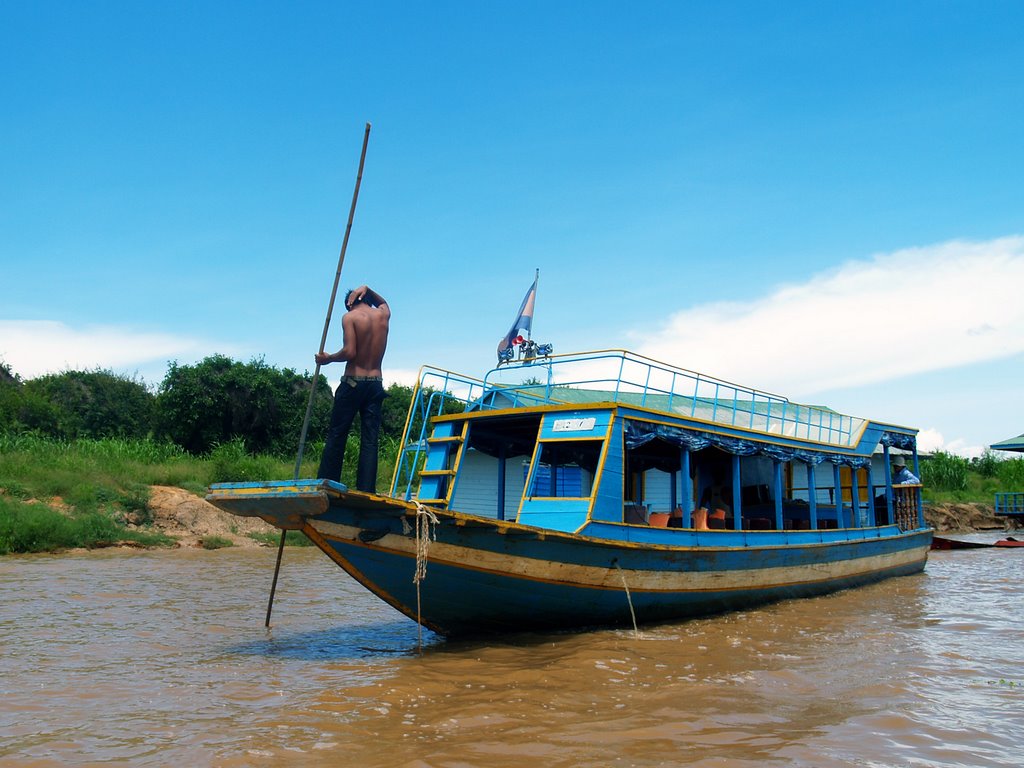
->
[391, 350, 924, 536]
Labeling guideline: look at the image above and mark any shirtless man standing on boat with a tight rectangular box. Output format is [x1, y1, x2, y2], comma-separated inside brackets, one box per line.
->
[315, 285, 390, 493]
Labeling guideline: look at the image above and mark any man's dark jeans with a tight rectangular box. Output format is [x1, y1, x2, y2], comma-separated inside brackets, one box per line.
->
[317, 378, 386, 493]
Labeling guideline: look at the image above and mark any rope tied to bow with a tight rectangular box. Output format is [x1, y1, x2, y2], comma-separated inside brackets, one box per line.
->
[413, 502, 439, 584]
[404, 502, 439, 651]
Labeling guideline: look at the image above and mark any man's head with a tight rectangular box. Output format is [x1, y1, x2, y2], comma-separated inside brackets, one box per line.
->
[344, 289, 361, 310]
[892, 456, 907, 469]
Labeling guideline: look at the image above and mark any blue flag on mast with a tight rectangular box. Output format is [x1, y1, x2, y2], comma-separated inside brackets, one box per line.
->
[497, 275, 537, 362]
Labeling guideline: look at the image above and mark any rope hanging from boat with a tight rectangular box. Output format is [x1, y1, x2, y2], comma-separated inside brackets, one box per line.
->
[412, 502, 439, 652]
[612, 560, 639, 639]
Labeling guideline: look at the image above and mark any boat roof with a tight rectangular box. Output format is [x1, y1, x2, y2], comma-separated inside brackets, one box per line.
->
[416, 349, 917, 452]
[991, 432, 1024, 452]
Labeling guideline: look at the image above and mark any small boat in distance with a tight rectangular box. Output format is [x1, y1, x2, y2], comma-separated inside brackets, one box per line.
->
[207, 348, 932, 637]
[995, 536, 1024, 548]
[931, 536, 993, 550]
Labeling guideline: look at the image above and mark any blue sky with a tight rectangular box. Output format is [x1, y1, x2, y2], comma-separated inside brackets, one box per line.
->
[3, 2, 1024, 457]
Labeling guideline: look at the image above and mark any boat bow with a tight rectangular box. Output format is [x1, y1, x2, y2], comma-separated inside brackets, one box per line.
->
[205, 479, 405, 530]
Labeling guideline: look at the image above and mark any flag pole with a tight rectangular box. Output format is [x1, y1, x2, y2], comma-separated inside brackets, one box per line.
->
[265, 122, 372, 629]
[529, 268, 538, 341]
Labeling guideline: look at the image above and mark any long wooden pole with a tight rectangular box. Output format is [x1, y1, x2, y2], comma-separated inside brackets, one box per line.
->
[264, 122, 372, 629]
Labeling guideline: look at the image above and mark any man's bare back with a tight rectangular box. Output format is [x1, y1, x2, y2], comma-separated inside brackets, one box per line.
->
[315, 285, 390, 377]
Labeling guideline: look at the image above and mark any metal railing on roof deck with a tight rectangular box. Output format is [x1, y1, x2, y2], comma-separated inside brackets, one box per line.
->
[390, 351, 866, 499]
[478, 349, 864, 447]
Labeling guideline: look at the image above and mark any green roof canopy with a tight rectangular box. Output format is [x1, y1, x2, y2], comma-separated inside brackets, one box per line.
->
[991, 433, 1024, 452]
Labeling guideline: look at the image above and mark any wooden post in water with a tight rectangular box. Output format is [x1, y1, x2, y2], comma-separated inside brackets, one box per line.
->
[265, 122, 372, 629]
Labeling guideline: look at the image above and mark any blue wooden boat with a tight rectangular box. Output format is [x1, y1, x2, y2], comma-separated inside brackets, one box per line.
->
[207, 349, 932, 637]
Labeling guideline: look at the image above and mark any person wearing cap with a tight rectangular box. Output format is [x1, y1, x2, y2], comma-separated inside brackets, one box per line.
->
[891, 456, 920, 485]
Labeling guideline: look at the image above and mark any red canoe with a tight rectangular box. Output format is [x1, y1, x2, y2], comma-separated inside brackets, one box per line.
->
[995, 536, 1024, 548]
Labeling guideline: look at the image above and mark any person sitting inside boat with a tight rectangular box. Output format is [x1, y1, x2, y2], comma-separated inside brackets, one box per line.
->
[891, 456, 920, 485]
[699, 482, 731, 529]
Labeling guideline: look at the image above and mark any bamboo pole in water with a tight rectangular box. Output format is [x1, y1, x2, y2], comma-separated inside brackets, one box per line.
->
[265, 122, 372, 629]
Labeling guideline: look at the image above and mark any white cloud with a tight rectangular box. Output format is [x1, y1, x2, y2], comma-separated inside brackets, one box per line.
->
[384, 368, 422, 387]
[914, 428, 987, 458]
[915, 428, 946, 454]
[940, 438, 988, 460]
[0, 320, 234, 383]
[633, 236, 1024, 398]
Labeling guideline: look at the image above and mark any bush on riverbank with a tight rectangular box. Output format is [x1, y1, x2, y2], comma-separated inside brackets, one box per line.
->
[2, 365, 156, 439]
[0, 434, 291, 553]
[0, 433, 402, 554]
[0, 496, 174, 554]
[0, 358, 337, 456]
[154, 355, 334, 455]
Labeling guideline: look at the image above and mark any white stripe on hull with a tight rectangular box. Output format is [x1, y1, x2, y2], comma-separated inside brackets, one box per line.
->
[309, 520, 926, 593]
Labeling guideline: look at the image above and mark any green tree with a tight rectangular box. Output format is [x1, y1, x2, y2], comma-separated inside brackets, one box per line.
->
[970, 450, 1000, 478]
[21, 369, 155, 439]
[381, 383, 415, 441]
[0, 362, 62, 436]
[0, 362, 20, 431]
[0, 361, 16, 387]
[155, 355, 332, 455]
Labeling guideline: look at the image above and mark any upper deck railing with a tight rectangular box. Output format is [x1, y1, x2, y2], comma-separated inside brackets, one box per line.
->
[410, 350, 864, 444]
[390, 350, 868, 499]
[481, 349, 865, 447]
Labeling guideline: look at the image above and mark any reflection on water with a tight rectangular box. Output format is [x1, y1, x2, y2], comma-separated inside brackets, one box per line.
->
[1, 543, 1022, 767]
[229, 622, 430, 661]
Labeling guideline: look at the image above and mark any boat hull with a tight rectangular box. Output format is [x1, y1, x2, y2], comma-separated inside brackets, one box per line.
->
[994, 537, 1024, 548]
[207, 481, 932, 637]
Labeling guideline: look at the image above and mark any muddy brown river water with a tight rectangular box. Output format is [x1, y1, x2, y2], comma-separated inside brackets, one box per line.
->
[2, 539, 1022, 767]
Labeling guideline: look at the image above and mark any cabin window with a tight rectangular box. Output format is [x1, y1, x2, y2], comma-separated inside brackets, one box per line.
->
[527, 440, 600, 498]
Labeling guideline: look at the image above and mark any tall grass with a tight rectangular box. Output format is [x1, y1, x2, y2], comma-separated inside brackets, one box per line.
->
[921, 451, 969, 492]
[921, 451, 1024, 503]
[0, 434, 204, 501]
[0, 432, 401, 554]
[996, 456, 1024, 488]
[208, 439, 296, 483]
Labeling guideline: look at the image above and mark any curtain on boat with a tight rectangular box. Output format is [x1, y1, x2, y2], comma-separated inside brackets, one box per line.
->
[879, 431, 916, 450]
[624, 420, 873, 469]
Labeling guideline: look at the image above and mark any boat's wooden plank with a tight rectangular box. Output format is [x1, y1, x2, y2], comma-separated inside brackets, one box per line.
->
[205, 479, 409, 527]
[206, 480, 331, 529]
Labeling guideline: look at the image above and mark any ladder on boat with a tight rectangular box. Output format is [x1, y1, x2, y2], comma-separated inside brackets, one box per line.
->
[415, 421, 468, 505]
